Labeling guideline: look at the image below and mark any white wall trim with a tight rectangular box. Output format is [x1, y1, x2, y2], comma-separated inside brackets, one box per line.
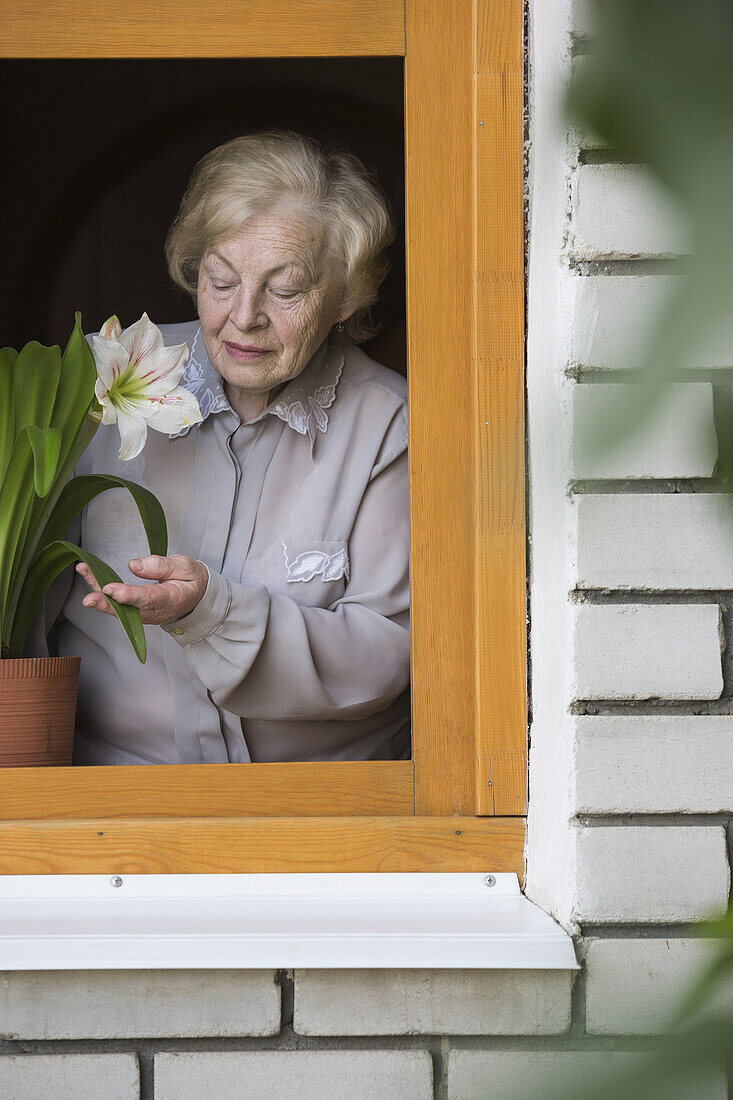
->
[0, 873, 578, 971]
[524, 0, 580, 929]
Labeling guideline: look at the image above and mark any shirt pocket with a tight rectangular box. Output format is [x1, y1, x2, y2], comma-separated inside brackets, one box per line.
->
[280, 537, 350, 607]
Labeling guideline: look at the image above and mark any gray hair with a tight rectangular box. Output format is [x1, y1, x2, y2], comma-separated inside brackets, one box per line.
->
[165, 131, 395, 344]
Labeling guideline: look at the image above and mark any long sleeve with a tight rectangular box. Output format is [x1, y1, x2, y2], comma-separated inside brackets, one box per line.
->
[161, 438, 409, 723]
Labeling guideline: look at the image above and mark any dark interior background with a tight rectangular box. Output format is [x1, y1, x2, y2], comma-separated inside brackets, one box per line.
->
[0, 58, 406, 374]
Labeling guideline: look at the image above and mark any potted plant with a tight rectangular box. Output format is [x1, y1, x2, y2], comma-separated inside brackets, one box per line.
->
[0, 312, 200, 766]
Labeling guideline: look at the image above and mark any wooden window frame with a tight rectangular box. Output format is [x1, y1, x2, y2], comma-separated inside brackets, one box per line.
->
[0, 0, 526, 876]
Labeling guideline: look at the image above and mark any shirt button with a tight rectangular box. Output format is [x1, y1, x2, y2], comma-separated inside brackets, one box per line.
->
[172, 628, 185, 636]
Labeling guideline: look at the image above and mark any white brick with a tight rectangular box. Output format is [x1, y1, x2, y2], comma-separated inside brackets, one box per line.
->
[571, 165, 690, 260]
[294, 969, 572, 1035]
[155, 1051, 432, 1100]
[572, 275, 733, 370]
[575, 826, 729, 923]
[574, 604, 724, 700]
[447, 1050, 726, 1100]
[572, 384, 717, 478]
[573, 275, 672, 370]
[0, 969, 280, 1039]
[574, 716, 733, 813]
[585, 937, 723, 1033]
[576, 496, 733, 589]
[0, 1054, 138, 1100]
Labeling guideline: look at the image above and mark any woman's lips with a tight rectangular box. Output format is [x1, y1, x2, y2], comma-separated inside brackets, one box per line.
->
[224, 342, 270, 361]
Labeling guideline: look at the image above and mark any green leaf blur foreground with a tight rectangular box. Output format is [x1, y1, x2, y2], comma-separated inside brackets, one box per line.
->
[565, 0, 733, 494]
[505, 906, 733, 1100]
[0, 314, 168, 662]
[579, 907, 733, 1100]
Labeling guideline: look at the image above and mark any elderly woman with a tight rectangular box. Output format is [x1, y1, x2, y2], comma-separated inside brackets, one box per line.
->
[51, 130, 410, 766]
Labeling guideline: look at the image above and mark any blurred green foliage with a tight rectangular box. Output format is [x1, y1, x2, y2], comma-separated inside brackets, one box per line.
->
[499, 911, 733, 1100]
[566, 0, 733, 493]
[554, 3, 733, 1095]
[579, 911, 733, 1100]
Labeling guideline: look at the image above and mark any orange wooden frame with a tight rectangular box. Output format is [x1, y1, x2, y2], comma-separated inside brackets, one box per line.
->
[0, 0, 526, 874]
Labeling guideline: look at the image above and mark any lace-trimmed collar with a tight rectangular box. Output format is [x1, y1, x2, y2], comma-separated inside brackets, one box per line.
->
[170, 327, 344, 455]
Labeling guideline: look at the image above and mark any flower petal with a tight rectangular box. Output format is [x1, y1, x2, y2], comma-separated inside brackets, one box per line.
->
[92, 334, 129, 387]
[114, 404, 149, 461]
[118, 312, 164, 367]
[94, 377, 118, 425]
[126, 341, 189, 396]
[144, 386, 204, 434]
[99, 314, 122, 340]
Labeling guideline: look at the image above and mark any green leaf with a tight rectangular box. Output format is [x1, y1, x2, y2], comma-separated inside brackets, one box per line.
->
[13, 340, 62, 435]
[565, 0, 733, 498]
[40, 474, 168, 557]
[1, 340, 64, 627]
[1, 408, 100, 647]
[0, 316, 104, 651]
[0, 427, 34, 637]
[0, 347, 17, 484]
[51, 312, 99, 469]
[8, 540, 147, 663]
[7, 471, 168, 656]
[25, 426, 62, 498]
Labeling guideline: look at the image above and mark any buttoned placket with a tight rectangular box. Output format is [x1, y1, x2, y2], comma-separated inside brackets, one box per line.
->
[160, 405, 239, 764]
[219, 414, 287, 760]
[157, 329, 341, 764]
[161, 401, 290, 764]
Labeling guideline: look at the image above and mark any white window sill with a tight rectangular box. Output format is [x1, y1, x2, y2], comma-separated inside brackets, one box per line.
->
[0, 872, 578, 970]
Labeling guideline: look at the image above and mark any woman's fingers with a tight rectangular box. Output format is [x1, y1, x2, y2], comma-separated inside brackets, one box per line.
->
[128, 555, 203, 582]
[76, 562, 102, 591]
[100, 579, 194, 625]
[99, 555, 208, 625]
[78, 555, 207, 625]
[100, 579, 175, 612]
[76, 563, 115, 615]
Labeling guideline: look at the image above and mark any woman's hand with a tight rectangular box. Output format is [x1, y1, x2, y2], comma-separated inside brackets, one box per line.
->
[77, 555, 208, 626]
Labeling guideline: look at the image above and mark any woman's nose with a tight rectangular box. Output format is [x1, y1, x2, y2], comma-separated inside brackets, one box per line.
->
[229, 286, 267, 330]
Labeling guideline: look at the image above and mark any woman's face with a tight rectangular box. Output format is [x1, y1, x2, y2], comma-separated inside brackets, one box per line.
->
[197, 199, 348, 404]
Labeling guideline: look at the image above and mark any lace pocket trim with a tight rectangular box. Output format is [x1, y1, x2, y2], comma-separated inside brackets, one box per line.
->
[283, 542, 350, 584]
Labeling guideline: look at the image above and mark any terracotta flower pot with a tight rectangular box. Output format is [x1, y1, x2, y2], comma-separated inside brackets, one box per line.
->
[0, 657, 81, 767]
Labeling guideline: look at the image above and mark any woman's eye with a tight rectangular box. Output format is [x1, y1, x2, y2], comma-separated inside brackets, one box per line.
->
[212, 283, 235, 292]
[271, 288, 302, 300]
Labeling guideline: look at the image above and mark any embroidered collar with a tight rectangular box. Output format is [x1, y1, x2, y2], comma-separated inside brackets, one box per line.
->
[170, 327, 345, 454]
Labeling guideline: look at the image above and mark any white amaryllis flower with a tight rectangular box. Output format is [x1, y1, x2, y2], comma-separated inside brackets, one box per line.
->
[92, 313, 202, 461]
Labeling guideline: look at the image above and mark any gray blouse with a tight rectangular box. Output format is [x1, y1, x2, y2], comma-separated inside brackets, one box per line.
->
[47, 322, 410, 765]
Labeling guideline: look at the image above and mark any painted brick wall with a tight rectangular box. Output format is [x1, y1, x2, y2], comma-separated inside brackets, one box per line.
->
[524, 0, 731, 1098]
[1, 1, 730, 1097]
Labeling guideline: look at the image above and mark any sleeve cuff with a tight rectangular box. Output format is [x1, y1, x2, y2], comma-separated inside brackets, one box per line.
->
[160, 564, 232, 645]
